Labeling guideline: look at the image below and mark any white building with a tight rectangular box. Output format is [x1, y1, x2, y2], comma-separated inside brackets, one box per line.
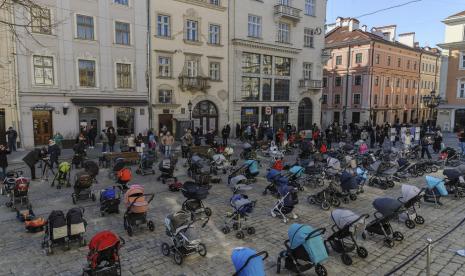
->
[229, 0, 327, 132]
[14, 0, 149, 148]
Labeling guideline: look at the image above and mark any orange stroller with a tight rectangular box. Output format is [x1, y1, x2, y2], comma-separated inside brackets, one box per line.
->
[123, 185, 155, 236]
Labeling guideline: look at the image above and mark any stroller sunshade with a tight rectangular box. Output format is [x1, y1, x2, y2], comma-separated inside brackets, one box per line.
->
[401, 184, 421, 202]
[331, 209, 366, 230]
[340, 171, 359, 191]
[230, 175, 248, 186]
[288, 224, 328, 265]
[89, 230, 120, 252]
[245, 160, 259, 175]
[182, 182, 209, 200]
[231, 247, 266, 276]
[425, 176, 448, 196]
[372, 197, 402, 217]
[289, 166, 304, 177]
[443, 169, 461, 180]
[327, 158, 341, 171]
[166, 211, 190, 232]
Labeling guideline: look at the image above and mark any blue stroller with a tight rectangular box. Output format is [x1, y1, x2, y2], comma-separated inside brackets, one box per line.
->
[263, 169, 283, 196]
[287, 165, 305, 191]
[339, 171, 361, 203]
[99, 186, 121, 216]
[277, 223, 328, 275]
[222, 185, 256, 239]
[229, 160, 259, 184]
[271, 178, 299, 223]
[424, 176, 448, 206]
[232, 247, 268, 276]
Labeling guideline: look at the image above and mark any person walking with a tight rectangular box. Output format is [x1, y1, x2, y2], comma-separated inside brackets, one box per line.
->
[221, 124, 230, 146]
[432, 130, 443, 153]
[107, 128, 117, 152]
[100, 130, 109, 152]
[163, 132, 174, 157]
[404, 132, 412, 150]
[47, 139, 61, 169]
[22, 148, 41, 180]
[5, 127, 17, 152]
[181, 129, 193, 158]
[135, 133, 144, 153]
[421, 135, 432, 159]
[0, 144, 10, 178]
[127, 134, 136, 152]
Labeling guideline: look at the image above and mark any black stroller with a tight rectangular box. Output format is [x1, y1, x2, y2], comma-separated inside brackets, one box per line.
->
[136, 151, 156, 176]
[188, 155, 211, 186]
[398, 185, 425, 229]
[364, 197, 404, 248]
[72, 171, 96, 204]
[100, 186, 121, 216]
[158, 158, 176, 184]
[84, 160, 99, 180]
[72, 142, 87, 169]
[443, 167, 465, 198]
[109, 158, 126, 180]
[181, 181, 212, 218]
[325, 209, 369, 265]
[367, 161, 396, 189]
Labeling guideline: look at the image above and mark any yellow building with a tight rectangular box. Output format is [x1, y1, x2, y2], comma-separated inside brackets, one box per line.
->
[419, 48, 442, 123]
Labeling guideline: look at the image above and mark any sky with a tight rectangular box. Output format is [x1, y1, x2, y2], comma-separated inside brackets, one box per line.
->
[326, 0, 465, 48]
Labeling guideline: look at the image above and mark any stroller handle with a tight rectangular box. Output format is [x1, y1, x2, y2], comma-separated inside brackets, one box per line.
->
[305, 227, 326, 241]
[119, 236, 126, 246]
[232, 250, 269, 276]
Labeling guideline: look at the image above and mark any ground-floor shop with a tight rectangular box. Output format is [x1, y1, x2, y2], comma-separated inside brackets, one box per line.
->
[437, 105, 465, 132]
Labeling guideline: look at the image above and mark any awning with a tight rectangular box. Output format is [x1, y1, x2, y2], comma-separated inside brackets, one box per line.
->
[70, 98, 148, 106]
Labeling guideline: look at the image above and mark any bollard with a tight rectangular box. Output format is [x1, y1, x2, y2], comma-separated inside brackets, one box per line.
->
[426, 238, 433, 276]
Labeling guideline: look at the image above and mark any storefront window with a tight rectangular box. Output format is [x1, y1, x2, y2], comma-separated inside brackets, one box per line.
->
[116, 107, 135, 136]
[263, 55, 272, 75]
[273, 107, 288, 130]
[262, 79, 272, 101]
[241, 77, 260, 101]
[275, 56, 290, 76]
[274, 79, 290, 101]
[242, 52, 260, 74]
[241, 107, 259, 126]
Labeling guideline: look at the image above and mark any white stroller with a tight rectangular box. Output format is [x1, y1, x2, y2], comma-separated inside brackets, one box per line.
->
[271, 180, 299, 223]
[267, 141, 284, 160]
[210, 154, 229, 175]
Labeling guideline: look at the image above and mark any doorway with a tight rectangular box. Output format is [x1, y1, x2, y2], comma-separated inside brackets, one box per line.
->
[116, 107, 135, 136]
[298, 98, 313, 131]
[79, 107, 100, 133]
[159, 114, 173, 134]
[193, 100, 218, 134]
[0, 109, 5, 145]
[33, 111, 53, 145]
[273, 106, 289, 131]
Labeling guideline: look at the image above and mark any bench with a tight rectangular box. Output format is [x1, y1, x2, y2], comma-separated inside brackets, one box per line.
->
[100, 152, 140, 168]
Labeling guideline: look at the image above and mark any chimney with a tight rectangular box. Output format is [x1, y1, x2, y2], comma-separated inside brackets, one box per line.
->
[371, 25, 397, 42]
[348, 18, 360, 32]
[336, 17, 343, 27]
[398, 32, 415, 48]
[414, 42, 419, 48]
[361, 25, 367, 32]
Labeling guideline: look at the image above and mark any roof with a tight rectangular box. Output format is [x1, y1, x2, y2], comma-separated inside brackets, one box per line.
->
[446, 10, 465, 19]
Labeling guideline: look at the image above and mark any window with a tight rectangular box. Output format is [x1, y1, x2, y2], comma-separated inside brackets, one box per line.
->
[334, 111, 340, 123]
[352, 112, 360, 124]
[263, 55, 272, 75]
[242, 77, 260, 101]
[387, 56, 391, 66]
[413, 80, 417, 88]
[458, 82, 465, 98]
[354, 75, 362, 86]
[274, 79, 290, 101]
[404, 95, 408, 104]
[411, 96, 415, 104]
[158, 56, 171, 77]
[186, 60, 198, 77]
[375, 54, 380, 64]
[114, 0, 128, 5]
[395, 95, 399, 105]
[278, 22, 290, 43]
[242, 52, 260, 74]
[208, 24, 220, 45]
[209, 62, 220, 81]
[210, 0, 220, 5]
[385, 95, 389, 105]
[407, 60, 410, 69]
[335, 76, 342, 87]
[159, 90, 172, 104]
[76, 15, 94, 40]
[386, 77, 390, 87]
[323, 77, 327, 88]
[336, 55, 342, 65]
[305, 0, 315, 16]
[115, 22, 130, 45]
[304, 28, 314, 48]
[405, 79, 409, 88]
[248, 15, 261, 38]
[374, 94, 378, 105]
[262, 79, 272, 101]
[33, 55, 54, 85]
[355, 53, 362, 64]
[334, 94, 341, 104]
[275, 57, 290, 76]
[353, 93, 361, 105]
[303, 63, 312, 80]
[157, 15, 170, 37]
[186, 20, 198, 41]
[375, 76, 379, 86]
[279, 0, 290, 5]
[397, 58, 401, 67]
[396, 78, 400, 88]
[78, 59, 96, 87]
[116, 63, 131, 89]
[31, 7, 52, 34]
[460, 53, 465, 69]
[414, 62, 417, 70]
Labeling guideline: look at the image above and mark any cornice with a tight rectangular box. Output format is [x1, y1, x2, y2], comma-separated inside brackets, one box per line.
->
[173, 0, 227, 11]
[232, 39, 302, 55]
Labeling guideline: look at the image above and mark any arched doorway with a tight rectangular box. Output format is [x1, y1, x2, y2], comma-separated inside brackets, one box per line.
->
[298, 98, 313, 131]
[193, 100, 218, 134]
[116, 107, 135, 136]
[79, 107, 100, 133]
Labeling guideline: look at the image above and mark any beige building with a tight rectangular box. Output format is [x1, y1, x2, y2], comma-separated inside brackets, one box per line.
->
[151, 0, 229, 136]
[0, 0, 19, 145]
[419, 47, 442, 123]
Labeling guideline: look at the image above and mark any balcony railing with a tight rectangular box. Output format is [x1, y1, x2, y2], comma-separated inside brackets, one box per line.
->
[178, 76, 211, 92]
[274, 4, 301, 22]
[299, 79, 323, 89]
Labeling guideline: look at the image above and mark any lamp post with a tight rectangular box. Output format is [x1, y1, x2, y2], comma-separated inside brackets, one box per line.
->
[188, 100, 193, 130]
[421, 90, 441, 125]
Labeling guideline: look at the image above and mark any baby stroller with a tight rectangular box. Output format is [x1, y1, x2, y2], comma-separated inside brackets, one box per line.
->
[116, 167, 132, 191]
[424, 175, 448, 206]
[365, 198, 404, 248]
[240, 143, 256, 160]
[440, 147, 461, 167]
[110, 158, 126, 180]
[161, 210, 208, 265]
[264, 169, 284, 196]
[123, 185, 155, 236]
[136, 151, 156, 176]
[277, 223, 328, 275]
[188, 155, 212, 185]
[229, 159, 260, 184]
[1, 169, 24, 195]
[443, 167, 465, 198]
[72, 142, 87, 169]
[287, 165, 305, 191]
[307, 180, 342, 211]
[100, 186, 121, 216]
[181, 181, 212, 218]
[83, 231, 125, 276]
[72, 171, 96, 204]
[398, 185, 425, 229]
[325, 209, 369, 265]
[231, 247, 268, 276]
[339, 171, 360, 202]
[5, 176, 31, 210]
[158, 158, 176, 184]
[210, 153, 229, 175]
[66, 207, 87, 246]
[271, 180, 299, 223]
[222, 185, 256, 239]
[51, 162, 71, 188]
[84, 160, 99, 184]
[367, 161, 396, 189]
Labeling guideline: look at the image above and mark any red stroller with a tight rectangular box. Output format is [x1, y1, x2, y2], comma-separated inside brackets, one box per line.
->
[83, 231, 125, 276]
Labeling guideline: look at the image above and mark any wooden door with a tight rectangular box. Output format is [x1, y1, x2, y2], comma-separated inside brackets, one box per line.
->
[158, 114, 173, 134]
[33, 111, 53, 145]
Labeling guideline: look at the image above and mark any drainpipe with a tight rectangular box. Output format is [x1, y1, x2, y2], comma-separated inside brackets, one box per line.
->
[146, 0, 153, 130]
[343, 45, 351, 125]
[416, 52, 422, 124]
[368, 42, 375, 126]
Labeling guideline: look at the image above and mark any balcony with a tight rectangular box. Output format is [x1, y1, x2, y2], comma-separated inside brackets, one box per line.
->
[178, 76, 211, 92]
[274, 5, 301, 23]
[299, 79, 323, 90]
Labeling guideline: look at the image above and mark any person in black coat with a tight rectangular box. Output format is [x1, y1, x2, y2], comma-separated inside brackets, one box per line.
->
[0, 144, 10, 178]
[87, 125, 98, 148]
[47, 139, 61, 169]
[221, 125, 230, 146]
[23, 148, 41, 179]
[107, 128, 117, 152]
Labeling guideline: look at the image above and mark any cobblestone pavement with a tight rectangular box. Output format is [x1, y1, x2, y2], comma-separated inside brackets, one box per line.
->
[1, 143, 465, 276]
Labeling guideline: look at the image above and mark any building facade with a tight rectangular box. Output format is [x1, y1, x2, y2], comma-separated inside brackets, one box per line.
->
[151, 0, 229, 136]
[437, 11, 465, 132]
[229, 0, 327, 132]
[322, 18, 440, 128]
[14, 0, 149, 148]
[0, 0, 19, 145]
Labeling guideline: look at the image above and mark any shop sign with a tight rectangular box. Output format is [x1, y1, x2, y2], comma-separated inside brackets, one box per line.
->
[31, 104, 55, 111]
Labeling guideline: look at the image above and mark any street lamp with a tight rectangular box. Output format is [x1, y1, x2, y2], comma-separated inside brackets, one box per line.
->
[187, 100, 193, 130]
[421, 90, 441, 123]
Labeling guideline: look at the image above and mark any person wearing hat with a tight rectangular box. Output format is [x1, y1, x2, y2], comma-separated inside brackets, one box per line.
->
[47, 139, 61, 169]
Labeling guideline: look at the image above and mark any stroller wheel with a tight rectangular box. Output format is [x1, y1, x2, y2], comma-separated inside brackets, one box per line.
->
[341, 254, 353, 266]
[204, 207, 212, 217]
[232, 223, 239, 230]
[405, 219, 416, 229]
[342, 197, 349, 204]
[431, 166, 438, 173]
[349, 194, 357, 201]
[415, 216, 425, 225]
[147, 220, 155, 232]
[331, 198, 341, 207]
[393, 231, 404, 241]
[315, 264, 327, 276]
[235, 231, 245, 239]
[307, 195, 316, 204]
[173, 250, 183, 265]
[384, 239, 395, 248]
[161, 242, 170, 256]
[222, 226, 230, 234]
[126, 225, 133, 237]
[247, 227, 255, 235]
[91, 194, 96, 202]
[321, 201, 331, 210]
[198, 243, 207, 257]
[357, 246, 368, 258]
[72, 194, 77, 205]
[5, 201, 12, 208]
[425, 167, 432, 173]
[387, 181, 395, 188]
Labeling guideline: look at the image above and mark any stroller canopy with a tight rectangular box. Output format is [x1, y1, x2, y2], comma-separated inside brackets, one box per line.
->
[372, 197, 402, 217]
[331, 209, 366, 230]
[288, 224, 328, 265]
[443, 169, 461, 180]
[289, 165, 304, 177]
[229, 175, 248, 187]
[340, 171, 358, 191]
[243, 143, 252, 150]
[356, 167, 368, 180]
[88, 231, 121, 252]
[166, 211, 190, 232]
[245, 160, 259, 174]
[191, 155, 203, 164]
[425, 176, 448, 196]
[212, 154, 226, 163]
[327, 157, 341, 171]
[231, 194, 254, 213]
[231, 247, 266, 276]
[182, 181, 209, 200]
[58, 162, 71, 173]
[266, 169, 281, 182]
[401, 184, 421, 202]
